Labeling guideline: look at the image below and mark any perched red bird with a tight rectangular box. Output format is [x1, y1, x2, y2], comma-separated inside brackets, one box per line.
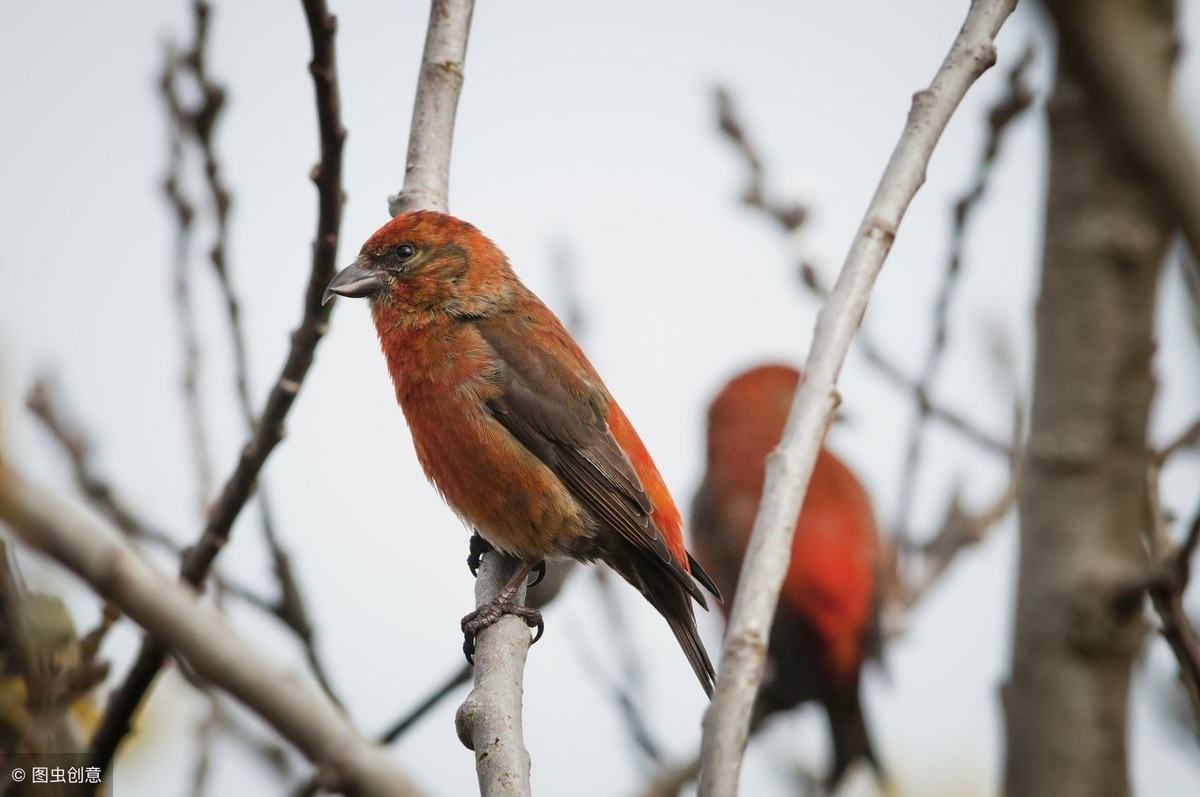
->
[325, 210, 719, 695]
[691, 364, 881, 784]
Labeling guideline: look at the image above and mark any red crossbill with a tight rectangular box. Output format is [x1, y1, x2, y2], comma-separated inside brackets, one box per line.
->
[325, 211, 719, 695]
[691, 364, 881, 783]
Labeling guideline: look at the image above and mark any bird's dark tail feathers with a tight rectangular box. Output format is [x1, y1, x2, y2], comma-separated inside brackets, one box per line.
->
[826, 683, 884, 789]
[605, 547, 716, 697]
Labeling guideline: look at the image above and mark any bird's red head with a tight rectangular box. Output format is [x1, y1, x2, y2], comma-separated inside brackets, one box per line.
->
[323, 210, 516, 318]
[705, 364, 800, 495]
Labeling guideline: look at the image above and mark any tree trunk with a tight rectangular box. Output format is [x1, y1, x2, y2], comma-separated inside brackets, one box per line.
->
[1003, 3, 1176, 796]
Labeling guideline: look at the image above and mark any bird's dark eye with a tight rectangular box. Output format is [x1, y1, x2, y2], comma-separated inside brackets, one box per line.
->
[394, 243, 416, 260]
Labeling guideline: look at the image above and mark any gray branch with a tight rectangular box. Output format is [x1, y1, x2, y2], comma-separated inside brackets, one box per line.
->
[0, 465, 424, 797]
[388, 0, 475, 217]
[454, 555, 532, 797]
[696, 1, 1017, 793]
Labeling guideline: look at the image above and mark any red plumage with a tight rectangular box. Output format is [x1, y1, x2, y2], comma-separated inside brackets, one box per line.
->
[691, 364, 882, 783]
[326, 211, 718, 695]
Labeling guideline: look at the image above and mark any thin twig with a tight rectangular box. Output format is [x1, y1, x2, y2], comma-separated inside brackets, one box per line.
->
[189, 694, 221, 797]
[1142, 469, 1200, 730]
[380, 663, 472, 745]
[26, 377, 276, 612]
[178, 1, 340, 708]
[0, 465, 422, 797]
[714, 87, 809, 233]
[892, 42, 1035, 544]
[87, 0, 347, 775]
[585, 569, 664, 768]
[1158, 417, 1200, 463]
[1183, 247, 1200, 343]
[698, 3, 1017, 793]
[27, 379, 176, 553]
[714, 87, 1011, 460]
[165, 0, 343, 711]
[895, 399, 1024, 616]
[178, 2, 253, 425]
[160, 41, 213, 513]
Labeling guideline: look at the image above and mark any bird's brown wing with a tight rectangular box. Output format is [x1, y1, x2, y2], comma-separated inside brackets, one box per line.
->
[474, 312, 709, 607]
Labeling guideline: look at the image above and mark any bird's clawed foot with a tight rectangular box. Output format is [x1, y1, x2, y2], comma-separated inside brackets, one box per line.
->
[461, 599, 544, 663]
[461, 556, 546, 663]
[467, 533, 493, 577]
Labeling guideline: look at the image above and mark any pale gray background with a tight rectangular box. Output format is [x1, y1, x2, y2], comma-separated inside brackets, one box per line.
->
[2, 2, 1199, 795]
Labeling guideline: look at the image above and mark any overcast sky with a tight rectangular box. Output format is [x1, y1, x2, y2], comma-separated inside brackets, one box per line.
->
[2, 2, 1200, 795]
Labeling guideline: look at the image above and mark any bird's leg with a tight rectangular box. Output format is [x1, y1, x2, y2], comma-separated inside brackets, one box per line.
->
[461, 557, 544, 663]
[466, 532, 493, 577]
[467, 532, 543, 586]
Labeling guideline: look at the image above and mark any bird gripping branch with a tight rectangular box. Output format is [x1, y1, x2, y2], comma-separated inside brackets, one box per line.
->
[325, 210, 720, 695]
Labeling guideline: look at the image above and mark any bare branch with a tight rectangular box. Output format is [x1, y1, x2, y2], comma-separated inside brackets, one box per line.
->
[0, 466, 422, 797]
[698, 3, 1017, 793]
[714, 87, 1011, 460]
[454, 554, 532, 797]
[89, 0, 347, 773]
[27, 379, 176, 554]
[27, 377, 289, 615]
[714, 87, 809, 233]
[380, 664, 472, 745]
[1142, 469, 1200, 731]
[165, 2, 341, 710]
[893, 42, 1035, 543]
[388, 0, 475, 217]
[160, 42, 213, 511]
[1158, 416, 1200, 463]
[189, 695, 221, 797]
[576, 569, 664, 768]
[895, 399, 1024, 617]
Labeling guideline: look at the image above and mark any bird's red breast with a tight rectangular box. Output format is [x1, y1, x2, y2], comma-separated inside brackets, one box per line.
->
[693, 364, 878, 686]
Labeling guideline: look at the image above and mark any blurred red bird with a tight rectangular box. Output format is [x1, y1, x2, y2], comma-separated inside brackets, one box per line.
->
[325, 210, 720, 695]
[691, 364, 881, 784]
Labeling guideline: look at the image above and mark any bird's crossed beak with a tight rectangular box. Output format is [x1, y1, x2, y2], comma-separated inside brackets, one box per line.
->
[323, 260, 384, 305]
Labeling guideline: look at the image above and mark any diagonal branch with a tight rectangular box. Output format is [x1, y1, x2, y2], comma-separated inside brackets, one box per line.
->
[1143, 469, 1200, 732]
[697, 2, 1017, 793]
[892, 42, 1035, 544]
[0, 465, 422, 797]
[26, 377, 272, 612]
[713, 87, 1011, 461]
[87, 0, 347, 776]
[160, 40, 213, 513]
[1157, 417, 1200, 464]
